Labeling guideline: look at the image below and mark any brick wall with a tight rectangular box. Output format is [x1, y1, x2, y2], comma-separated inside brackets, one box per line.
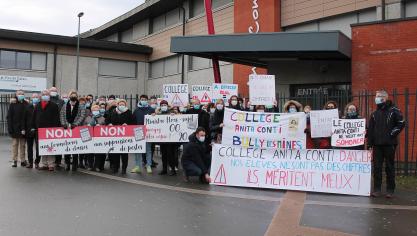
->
[352, 19, 417, 165]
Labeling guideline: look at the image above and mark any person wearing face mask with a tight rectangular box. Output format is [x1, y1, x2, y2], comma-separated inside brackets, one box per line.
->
[265, 100, 279, 113]
[333, 103, 364, 150]
[154, 100, 178, 176]
[186, 99, 210, 142]
[255, 105, 266, 113]
[179, 105, 188, 114]
[49, 87, 65, 168]
[303, 105, 316, 149]
[60, 91, 87, 171]
[61, 93, 69, 104]
[85, 94, 94, 111]
[181, 127, 211, 183]
[84, 105, 106, 171]
[283, 100, 303, 113]
[98, 102, 107, 116]
[228, 95, 241, 110]
[7, 90, 29, 168]
[24, 93, 41, 169]
[317, 101, 340, 149]
[105, 99, 134, 174]
[209, 99, 225, 144]
[131, 95, 155, 174]
[368, 90, 405, 198]
[32, 90, 61, 171]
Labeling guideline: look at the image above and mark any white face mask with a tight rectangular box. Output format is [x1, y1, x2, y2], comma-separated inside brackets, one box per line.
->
[198, 136, 205, 142]
[210, 108, 216, 114]
[231, 100, 238, 106]
[50, 92, 58, 97]
[161, 106, 168, 112]
[216, 104, 223, 110]
[289, 107, 297, 113]
[257, 110, 265, 113]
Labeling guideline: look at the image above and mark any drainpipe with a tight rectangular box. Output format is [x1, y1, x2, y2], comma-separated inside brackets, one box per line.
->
[52, 45, 57, 87]
[381, 0, 386, 21]
[180, 6, 186, 84]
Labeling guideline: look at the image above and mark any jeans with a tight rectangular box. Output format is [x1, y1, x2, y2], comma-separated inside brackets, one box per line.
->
[135, 143, 152, 168]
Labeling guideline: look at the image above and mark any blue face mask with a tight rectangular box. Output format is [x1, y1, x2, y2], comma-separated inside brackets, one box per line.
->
[17, 95, 25, 101]
[193, 104, 200, 110]
[79, 104, 86, 109]
[266, 105, 273, 109]
[32, 98, 40, 104]
[289, 107, 297, 113]
[118, 105, 127, 112]
[99, 108, 105, 114]
[140, 100, 148, 107]
[41, 95, 50, 101]
[92, 111, 100, 117]
[63, 98, 69, 103]
[375, 97, 384, 105]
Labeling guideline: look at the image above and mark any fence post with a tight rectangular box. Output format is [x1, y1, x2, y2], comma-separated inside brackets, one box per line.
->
[404, 88, 409, 176]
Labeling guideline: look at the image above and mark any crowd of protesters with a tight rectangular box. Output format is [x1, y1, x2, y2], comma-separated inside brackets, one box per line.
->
[7, 88, 405, 197]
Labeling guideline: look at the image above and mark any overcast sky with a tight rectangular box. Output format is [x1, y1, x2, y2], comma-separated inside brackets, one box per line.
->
[0, 0, 145, 36]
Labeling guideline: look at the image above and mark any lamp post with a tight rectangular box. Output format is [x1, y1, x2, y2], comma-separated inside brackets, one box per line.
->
[75, 12, 84, 91]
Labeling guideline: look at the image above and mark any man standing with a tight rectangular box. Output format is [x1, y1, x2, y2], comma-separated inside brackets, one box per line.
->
[7, 90, 28, 167]
[49, 86, 64, 168]
[25, 93, 41, 169]
[368, 90, 405, 198]
[32, 90, 61, 171]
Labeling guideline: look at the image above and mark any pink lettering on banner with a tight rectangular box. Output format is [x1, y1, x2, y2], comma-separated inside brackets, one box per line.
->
[214, 164, 227, 184]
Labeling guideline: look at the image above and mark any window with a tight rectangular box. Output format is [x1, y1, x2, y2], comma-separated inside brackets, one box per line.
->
[149, 55, 182, 78]
[99, 59, 137, 78]
[0, 50, 46, 71]
[120, 28, 133, 43]
[190, 0, 233, 18]
[150, 8, 180, 34]
[189, 56, 211, 71]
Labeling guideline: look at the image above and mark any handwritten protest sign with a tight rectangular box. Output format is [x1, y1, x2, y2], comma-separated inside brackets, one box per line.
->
[163, 84, 189, 107]
[310, 109, 339, 138]
[248, 74, 275, 106]
[191, 85, 212, 104]
[92, 125, 146, 153]
[38, 126, 94, 155]
[222, 108, 306, 149]
[212, 83, 238, 106]
[331, 119, 366, 147]
[210, 144, 372, 196]
[145, 114, 198, 142]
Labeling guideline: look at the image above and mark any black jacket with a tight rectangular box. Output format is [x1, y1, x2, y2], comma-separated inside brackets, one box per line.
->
[368, 101, 405, 146]
[187, 108, 210, 134]
[32, 102, 61, 129]
[181, 133, 210, 174]
[7, 99, 28, 138]
[24, 103, 37, 138]
[105, 109, 134, 125]
[210, 109, 224, 140]
[50, 96, 64, 111]
[133, 106, 155, 125]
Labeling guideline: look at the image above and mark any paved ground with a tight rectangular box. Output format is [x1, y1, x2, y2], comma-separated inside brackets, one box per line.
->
[0, 137, 416, 236]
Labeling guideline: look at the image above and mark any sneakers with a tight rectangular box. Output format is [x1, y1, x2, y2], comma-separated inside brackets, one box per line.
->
[21, 161, 27, 167]
[11, 161, 17, 168]
[130, 166, 141, 173]
[146, 166, 152, 174]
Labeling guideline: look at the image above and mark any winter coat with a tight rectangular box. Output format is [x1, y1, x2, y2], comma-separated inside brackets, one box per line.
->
[60, 101, 86, 128]
[187, 108, 210, 135]
[133, 106, 155, 125]
[50, 96, 64, 111]
[105, 108, 134, 125]
[84, 114, 106, 126]
[181, 132, 211, 174]
[283, 100, 303, 113]
[368, 100, 405, 146]
[24, 103, 37, 138]
[7, 99, 29, 138]
[32, 102, 61, 129]
[209, 108, 224, 141]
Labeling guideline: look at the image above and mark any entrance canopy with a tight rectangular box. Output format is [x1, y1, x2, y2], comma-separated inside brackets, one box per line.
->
[170, 31, 351, 68]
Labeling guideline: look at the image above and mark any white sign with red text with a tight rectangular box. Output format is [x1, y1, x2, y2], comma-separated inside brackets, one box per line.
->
[93, 125, 146, 153]
[331, 119, 366, 147]
[212, 83, 238, 106]
[210, 144, 372, 196]
[38, 126, 94, 155]
[191, 85, 212, 104]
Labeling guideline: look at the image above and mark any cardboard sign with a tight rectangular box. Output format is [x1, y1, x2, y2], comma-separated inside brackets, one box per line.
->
[331, 119, 366, 147]
[310, 109, 339, 138]
[210, 144, 372, 196]
[163, 84, 189, 107]
[191, 85, 212, 104]
[222, 108, 307, 149]
[93, 125, 146, 153]
[212, 83, 238, 106]
[248, 74, 275, 106]
[38, 126, 94, 155]
[145, 114, 198, 142]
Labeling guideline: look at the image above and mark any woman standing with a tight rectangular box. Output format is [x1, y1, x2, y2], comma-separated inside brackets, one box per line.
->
[84, 105, 106, 171]
[105, 99, 134, 174]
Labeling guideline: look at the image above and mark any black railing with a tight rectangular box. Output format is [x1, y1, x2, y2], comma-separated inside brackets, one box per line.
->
[1, 89, 416, 175]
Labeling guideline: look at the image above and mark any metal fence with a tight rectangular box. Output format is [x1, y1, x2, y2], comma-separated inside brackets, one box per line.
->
[1, 89, 416, 175]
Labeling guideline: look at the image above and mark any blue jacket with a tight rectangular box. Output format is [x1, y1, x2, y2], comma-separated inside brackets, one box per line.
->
[133, 106, 155, 125]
